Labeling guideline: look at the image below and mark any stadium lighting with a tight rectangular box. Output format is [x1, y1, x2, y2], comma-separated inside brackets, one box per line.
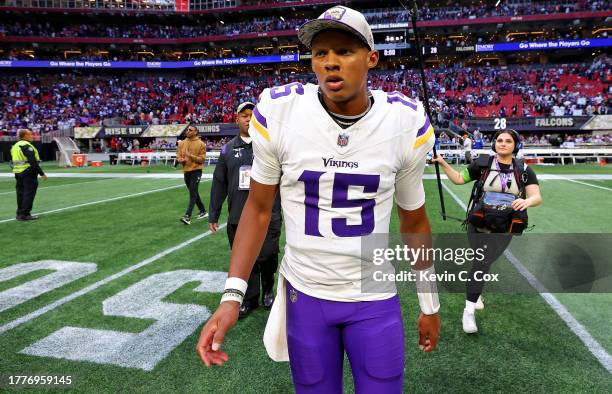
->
[495, 0, 501, 6]
[280, 16, 285, 21]
[219, 20, 225, 25]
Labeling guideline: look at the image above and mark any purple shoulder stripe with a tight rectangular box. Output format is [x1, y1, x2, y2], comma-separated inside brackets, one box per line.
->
[221, 144, 228, 155]
[253, 106, 267, 128]
[416, 116, 431, 137]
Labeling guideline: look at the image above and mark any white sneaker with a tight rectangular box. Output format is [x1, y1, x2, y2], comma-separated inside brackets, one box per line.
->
[475, 295, 484, 310]
[462, 308, 478, 334]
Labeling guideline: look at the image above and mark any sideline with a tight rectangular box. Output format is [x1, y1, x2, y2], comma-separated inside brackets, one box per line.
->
[0, 181, 209, 224]
[441, 181, 612, 374]
[0, 178, 112, 196]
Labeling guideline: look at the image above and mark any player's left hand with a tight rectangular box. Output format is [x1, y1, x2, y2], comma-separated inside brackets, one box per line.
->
[418, 312, 440, 352]
[511, 198, 530, 211]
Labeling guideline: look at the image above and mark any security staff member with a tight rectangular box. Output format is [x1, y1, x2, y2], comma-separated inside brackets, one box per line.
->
[209, 102, 282, 319]
[11, 129, 47, 221]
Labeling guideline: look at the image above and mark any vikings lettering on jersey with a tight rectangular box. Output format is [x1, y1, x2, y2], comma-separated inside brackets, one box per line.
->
[249, 83, 435, 301]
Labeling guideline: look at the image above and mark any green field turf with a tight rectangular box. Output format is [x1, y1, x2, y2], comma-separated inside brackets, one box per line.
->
[0, 162, 216, 175]
[0, 163, 610, 393]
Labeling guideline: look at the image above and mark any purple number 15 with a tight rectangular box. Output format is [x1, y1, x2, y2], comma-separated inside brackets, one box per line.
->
[298, 170, 380, 237]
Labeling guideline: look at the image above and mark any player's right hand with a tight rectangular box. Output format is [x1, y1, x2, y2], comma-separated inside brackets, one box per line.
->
[196, 301, 239, 367]
[41, 175, 48, 181]
[209, 223, 219, 232]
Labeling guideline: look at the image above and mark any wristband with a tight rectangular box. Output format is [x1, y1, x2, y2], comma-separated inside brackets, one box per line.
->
[225, 277, 248, 293]
[411, 266, 441, 315]
[220, 289, 244, 305]
[220, 277, 249, 305]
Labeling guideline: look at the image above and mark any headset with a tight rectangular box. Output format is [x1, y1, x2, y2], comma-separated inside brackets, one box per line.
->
[492, 128, 520, 155]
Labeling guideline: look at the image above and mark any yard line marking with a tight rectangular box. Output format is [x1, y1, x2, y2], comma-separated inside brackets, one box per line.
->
[441, 182, 612, 374]
[422, 173, 612, 181]
[0, 181, 201, 224]
[0, 178, 112, 196]
[0, 223, 227, 335]
[504, 251, 612, 374]
[0, 173, 213, 180]
[0, 172, 609, 180]
[562, 178, 612, 192]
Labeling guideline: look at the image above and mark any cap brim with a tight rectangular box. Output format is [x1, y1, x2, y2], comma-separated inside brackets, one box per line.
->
[236, 102, 255, 113]
[298, 19, 371, 50]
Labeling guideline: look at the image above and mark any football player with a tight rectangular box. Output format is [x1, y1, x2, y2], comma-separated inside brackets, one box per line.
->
[197, 5, 441, 393]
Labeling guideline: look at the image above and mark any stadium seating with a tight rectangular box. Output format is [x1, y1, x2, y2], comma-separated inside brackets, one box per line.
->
[0, 0, 607, 41]
[1, 61, 609, 136]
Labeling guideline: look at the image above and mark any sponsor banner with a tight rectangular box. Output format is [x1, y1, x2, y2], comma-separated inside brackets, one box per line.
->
[101, 126, 147, 137]
[463, 116, 610, 132]
[455, 45, 476, 52]
[476, 38, 612, 52]
[141, 124, 187, 138]
[74, 126, 102, 139]
[194, 123, 239, 136]
[0, 54, 299, 69]
[583, 115, 612, 131]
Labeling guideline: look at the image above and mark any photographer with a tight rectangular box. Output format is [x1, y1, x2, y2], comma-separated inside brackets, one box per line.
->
[433, 129, 542, 334]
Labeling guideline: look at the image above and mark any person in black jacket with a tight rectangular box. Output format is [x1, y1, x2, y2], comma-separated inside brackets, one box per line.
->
[209, 102, 282, 319]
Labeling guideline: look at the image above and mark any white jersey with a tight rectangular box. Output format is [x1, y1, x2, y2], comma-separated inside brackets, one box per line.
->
[250, 83, 435, 301]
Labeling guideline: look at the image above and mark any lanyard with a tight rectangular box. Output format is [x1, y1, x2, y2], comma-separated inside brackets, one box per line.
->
[494, 157, 512, 193]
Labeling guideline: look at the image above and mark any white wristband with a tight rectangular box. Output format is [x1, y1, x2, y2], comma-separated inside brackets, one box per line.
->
[224, 277, 248, 294]
[411, 266, 440, 315]
[220, 277, 249, 306]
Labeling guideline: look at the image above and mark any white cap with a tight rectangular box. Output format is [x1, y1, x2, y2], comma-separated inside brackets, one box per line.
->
[236, 101, 255, 114]
[298, 5, 374, 51]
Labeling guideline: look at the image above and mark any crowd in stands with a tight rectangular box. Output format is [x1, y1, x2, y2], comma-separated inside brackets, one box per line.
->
[0, 0, 608, 41]
[103, 136, 229, 153]
[438, 131, 612, 147]
[0, 61, 609, 136]
[368, 0, 608, 24]
[0, 18, 306, 40]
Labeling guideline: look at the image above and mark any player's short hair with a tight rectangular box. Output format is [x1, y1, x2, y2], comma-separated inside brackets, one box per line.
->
[18, 129, 31, 140]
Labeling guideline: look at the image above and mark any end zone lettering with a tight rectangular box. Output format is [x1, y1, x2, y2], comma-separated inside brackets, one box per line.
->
[535, 118, 574, 127]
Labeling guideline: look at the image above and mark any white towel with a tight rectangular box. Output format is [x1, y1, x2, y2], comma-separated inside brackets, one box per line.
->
[263, 273, 289, 362]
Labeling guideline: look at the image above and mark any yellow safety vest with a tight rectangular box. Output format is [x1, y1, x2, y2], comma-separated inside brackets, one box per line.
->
[10, 140, 40, 174]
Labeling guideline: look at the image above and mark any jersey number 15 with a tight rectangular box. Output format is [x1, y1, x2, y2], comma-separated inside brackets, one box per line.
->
[298, 170, 380, 237]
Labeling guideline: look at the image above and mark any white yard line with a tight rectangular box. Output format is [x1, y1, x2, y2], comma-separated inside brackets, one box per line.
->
[561, 178, 612, 192]
[0, 182, 196, 224]
[422, 173, 612, 180]
[0, 173, 213, 179]
[0, 223, 227, 335]
[441, 182, 612, 374]
[0, 172, 608, 180]
[0, 178, 111, 196]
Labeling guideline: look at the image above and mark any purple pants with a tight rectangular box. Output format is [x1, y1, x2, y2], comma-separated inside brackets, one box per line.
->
[286, 281, 404, 394]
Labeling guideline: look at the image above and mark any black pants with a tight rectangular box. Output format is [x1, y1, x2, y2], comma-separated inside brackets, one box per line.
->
[466, 224, 512, 302]
[15, 169, 38, 217]
[184, 169, 206, 217]
[227, 221, 281, 307]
